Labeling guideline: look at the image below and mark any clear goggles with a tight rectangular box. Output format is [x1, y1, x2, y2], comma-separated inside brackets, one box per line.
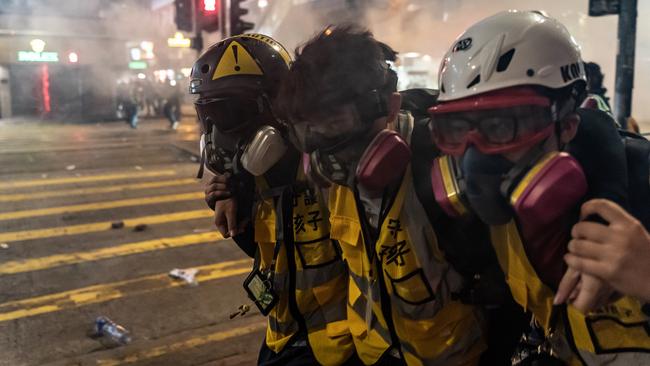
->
[430, 105, 555, 155]
[287, 105, 366, 153]
[429, 87, 555, 155]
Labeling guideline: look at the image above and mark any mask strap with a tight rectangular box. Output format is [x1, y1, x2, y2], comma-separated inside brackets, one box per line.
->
[196, 136, 207, 179]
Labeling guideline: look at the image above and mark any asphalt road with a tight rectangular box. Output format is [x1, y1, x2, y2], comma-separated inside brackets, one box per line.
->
[0, 117, 264, 366]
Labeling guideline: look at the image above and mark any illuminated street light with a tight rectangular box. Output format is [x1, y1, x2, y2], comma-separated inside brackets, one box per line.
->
[68, 52, 79, 63]
[140, 41, 155, 59]
[137, 73, 146, 79]
[130, 48, 142, 61]
[258, 0, 268, 8]
[30, 39, 46, 53]
[204, 0, 217, 11]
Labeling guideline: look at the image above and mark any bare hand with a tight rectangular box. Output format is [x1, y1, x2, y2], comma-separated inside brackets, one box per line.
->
[204, 173, 232, 210]
[557, 199, 650, 304]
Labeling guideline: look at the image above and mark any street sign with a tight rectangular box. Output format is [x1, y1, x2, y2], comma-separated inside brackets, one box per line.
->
[167, 32, 192, 48]
[128, 61, 148, 70]
[18, 51, 59, 62]
[589, 0, 620, 16]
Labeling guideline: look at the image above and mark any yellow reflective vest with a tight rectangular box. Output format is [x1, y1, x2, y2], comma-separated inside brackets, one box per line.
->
[328, 166, 486, 366]
[254, 171, 354, 365]
[491, 221, 650, 365]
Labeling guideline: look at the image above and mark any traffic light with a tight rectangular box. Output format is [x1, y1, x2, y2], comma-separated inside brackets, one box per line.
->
[174, 0, 194, 32]
[191, 34, 204, 51]
[230, 0, 254, 36]
[198, 0, 220, 33]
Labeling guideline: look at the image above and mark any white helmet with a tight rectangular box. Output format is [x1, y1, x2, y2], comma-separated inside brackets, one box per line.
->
[438, 10, 586, 102]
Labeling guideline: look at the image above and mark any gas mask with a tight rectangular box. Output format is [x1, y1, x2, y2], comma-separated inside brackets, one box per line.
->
[431, 146, 588, 228]
[305, 127, 411, 194]
[293, 87, 411, 193]
[240, 125, 288, 176]
[197, 126, 238, 178]
[198, 125, 287, 178]
[429, 86, 587, 226]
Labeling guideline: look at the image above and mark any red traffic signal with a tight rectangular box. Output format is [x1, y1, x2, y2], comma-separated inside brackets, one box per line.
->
[199, 0, 220, 33]
[202, 0, 217, 13]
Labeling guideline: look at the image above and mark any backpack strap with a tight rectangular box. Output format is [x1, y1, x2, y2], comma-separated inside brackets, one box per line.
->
[622, 131, 650, 230]
[410, 117, 444, 224]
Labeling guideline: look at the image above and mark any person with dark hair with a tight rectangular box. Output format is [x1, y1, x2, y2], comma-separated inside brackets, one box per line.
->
[584, 62, 610, 106]
[275, 25, 492, 366]
[193, 34, 357, 366]
[581, 61, 614, 118]
[430, 10, 650, 365]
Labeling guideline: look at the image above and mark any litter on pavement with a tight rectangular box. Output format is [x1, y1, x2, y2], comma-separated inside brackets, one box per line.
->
[111, 221, 125, 229]
[168, 268, 199, 286]
[90, 316, 132, 347]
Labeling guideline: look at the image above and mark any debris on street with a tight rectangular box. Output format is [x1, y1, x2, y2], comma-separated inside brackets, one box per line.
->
[133, 224, 148, 232]
[229, 304, 251, 319]
[111, 221, 125, 229]
[168, 268, 199, 286]
[90, 316, 132, 347]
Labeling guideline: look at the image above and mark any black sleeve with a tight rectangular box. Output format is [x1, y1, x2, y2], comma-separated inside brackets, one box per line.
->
[569, 108, 629, 209]
[232, 224, 257, 258]
[230, 170, 258, 258]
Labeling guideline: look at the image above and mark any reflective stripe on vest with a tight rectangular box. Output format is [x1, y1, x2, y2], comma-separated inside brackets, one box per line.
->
[491, 221, 650, 365]
[329, 168, 485, 366]
[254, 173, 354, 366]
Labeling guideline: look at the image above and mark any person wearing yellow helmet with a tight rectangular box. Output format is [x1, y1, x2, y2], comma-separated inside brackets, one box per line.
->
[191, 34, 358, 366]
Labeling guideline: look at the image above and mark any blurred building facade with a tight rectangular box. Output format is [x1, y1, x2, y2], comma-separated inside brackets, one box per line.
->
[0, 0, 196, 121]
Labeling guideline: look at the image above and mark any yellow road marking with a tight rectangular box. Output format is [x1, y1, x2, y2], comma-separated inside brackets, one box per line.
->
[0, 209, 213, 243]
[0, 259, 251, 323]
[97, 322, 266, 366]
[0, 231, 223, 275]
[0, 170, 177, 190]
[0, 178, 197, 202]
[0, 192, 204, 221]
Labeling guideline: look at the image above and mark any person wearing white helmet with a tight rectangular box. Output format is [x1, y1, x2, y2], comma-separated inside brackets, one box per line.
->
[428, 10, 650, 365]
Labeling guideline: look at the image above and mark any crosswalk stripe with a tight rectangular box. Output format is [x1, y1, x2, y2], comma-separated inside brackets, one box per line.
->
[0, 231, 224, 275]
[0, 209, 214, 243]
[0, 170, 177, 190]
[0, 259, 251, 322]
[0, 192, 204, 221]
[96, 322, 266, 366]
[0, 178, 197, 202]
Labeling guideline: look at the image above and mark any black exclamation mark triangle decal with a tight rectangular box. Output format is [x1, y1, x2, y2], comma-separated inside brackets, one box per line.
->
[232, 45, 240, 72]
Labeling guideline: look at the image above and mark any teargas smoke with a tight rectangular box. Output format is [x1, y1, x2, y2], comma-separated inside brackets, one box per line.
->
[265, 0, 649, 130]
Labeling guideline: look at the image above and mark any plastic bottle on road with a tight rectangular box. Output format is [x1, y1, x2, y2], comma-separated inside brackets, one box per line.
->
[94, 316, 132, 346]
